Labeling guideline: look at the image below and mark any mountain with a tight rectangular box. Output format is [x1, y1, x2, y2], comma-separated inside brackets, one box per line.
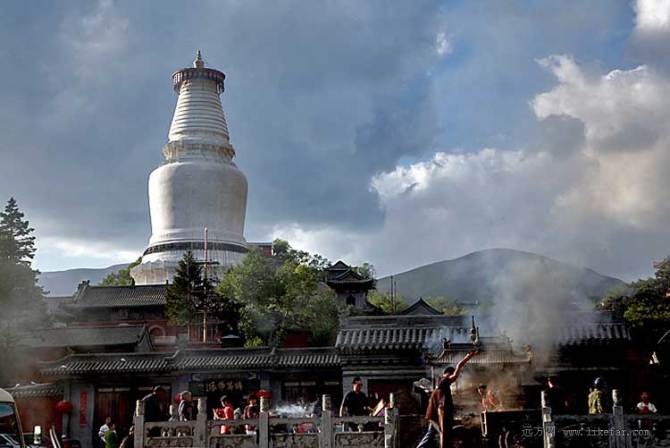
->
[39, 264, 129, 296]
[376, 248, 625, 304]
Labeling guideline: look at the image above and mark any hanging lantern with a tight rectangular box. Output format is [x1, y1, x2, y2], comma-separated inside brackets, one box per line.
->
[56, 400, 73, 413]
[257, 389, 272, 399]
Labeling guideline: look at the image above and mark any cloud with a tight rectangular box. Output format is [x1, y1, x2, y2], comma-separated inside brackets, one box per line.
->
[275, 53, 670, 281]
[435, 31, 452, 57]
[39, 236, 139, 264]
[1, 0, 667, 282]
[631, 0, 670, 70]
[533, 55, 669, 152]
[635, 0, 670, 32]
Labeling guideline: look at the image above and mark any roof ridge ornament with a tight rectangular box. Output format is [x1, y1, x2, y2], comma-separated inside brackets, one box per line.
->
[194, 50, 204, 68]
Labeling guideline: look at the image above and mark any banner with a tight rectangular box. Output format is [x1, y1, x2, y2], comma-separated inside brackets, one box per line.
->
[79, 390, 88, 427]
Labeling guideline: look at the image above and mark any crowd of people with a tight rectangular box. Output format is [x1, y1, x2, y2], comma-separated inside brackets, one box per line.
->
[96, 417, 133, 448]
[540, 375, 659, 416]
[96, 371, 660, 447]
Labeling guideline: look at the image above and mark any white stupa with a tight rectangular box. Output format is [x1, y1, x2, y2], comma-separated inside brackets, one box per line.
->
[131, 52, 248, 285]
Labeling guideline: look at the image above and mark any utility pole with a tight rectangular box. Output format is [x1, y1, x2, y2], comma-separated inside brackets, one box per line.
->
[202, 227, 208, 343]
[391, 275, 396, 313]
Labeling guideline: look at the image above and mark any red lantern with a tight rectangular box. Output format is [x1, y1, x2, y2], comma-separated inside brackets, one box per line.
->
[174, 393, 182, 404]
[56, 400, 73, 413]
[257, 389, 272, 399]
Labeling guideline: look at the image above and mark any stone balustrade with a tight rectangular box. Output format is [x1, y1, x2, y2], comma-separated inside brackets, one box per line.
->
[133, 395, 398, 448]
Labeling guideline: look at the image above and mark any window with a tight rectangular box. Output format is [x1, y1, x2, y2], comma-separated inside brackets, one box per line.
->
[0, 403, 22, 447]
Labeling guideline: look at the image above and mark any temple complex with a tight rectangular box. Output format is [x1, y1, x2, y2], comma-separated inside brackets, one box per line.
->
[6, 53, 665, 448]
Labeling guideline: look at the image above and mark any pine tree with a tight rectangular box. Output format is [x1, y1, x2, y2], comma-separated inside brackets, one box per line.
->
[0, 197, 36, 264]
[0, 198, 46, 385]
[166, 251, 206, 325]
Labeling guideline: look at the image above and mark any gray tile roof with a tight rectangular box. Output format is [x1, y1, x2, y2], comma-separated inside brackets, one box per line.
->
[174, 347, 340, 371]
[336, 314, 631, 351]
[68, 283, 168, 308]
[399, 298, 442, 316]
[41, 347, 340, 376]
[22, 325, 149, 348]
[336, 315, 471, 352]
[429, 348, 532, 366]
[556, 323, 631, 346]
[5, 383, 64, 398]
[41, 352, 172, 376]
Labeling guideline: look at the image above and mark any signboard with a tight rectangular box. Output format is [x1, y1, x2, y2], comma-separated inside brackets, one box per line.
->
[79, 390, 88, 427]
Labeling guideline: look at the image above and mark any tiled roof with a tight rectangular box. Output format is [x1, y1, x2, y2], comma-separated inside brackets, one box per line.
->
[41, 347, 340, 376]
[276, 349, 339, 368]
[174, 347, 340, 371]
[400, 298, 442, 316]
[41, 352, 172, 376]
[336, 315, 471, 352]
[69, 283, 168, 308]
[325, 261, 374, 286]
[21, 325, 149, 348]
[556, 323, 630, 346]
[430, 348, 532, 366]
[5, 383, 64, 399]
[337, 314, 630, 351]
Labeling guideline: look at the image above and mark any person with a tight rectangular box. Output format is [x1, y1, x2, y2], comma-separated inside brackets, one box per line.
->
[119, 426, 134, 448]
[588, 378, 605, 415]
[417, 351, 477, 448]
[98, 416, 112, 446]
[243, 395, 260, 435]
[214, 395, 235, 434]
[543, 376, 568, 414]
[339, 377, 370, 431]
[637, 392, 658, 414]
[104, 423, 119, 448]
[142, 386, 167, 422]
[477, 384, 499, 411]
[142, 386, 167, 436]
[177, 391, 196, 421]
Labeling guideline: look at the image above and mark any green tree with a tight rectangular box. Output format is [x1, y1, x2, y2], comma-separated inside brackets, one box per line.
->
[0, 198, 47, 385]
[0, 197, 36, 264]
[166, 251, 208, 326]
[426, 296, 464, 316]
[219, 244, 339, 346]
[600, 257, 670, 337]
[272, 239, 331, 273]
[368, 291, 407, 314]
[354, 263, 376, 279]
[166, 251, 240, 341]
[99, 257, 142, 286]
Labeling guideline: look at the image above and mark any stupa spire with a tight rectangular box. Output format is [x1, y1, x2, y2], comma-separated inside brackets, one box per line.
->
[193, 50, 204, 68]
[168, 51, 230, 146]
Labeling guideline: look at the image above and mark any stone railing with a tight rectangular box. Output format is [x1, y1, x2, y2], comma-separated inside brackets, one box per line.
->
[540, 390, 670, 448]
[133, 395, 398, 448]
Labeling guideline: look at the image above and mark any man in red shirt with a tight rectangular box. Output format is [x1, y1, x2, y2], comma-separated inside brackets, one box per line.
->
[417, 351, 477, 448]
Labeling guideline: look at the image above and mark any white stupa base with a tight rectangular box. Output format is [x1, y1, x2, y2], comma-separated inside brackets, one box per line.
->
[131, 248, 246, 285]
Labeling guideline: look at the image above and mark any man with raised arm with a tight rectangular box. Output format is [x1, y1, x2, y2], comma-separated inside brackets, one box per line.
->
[417, 351, 477, 448]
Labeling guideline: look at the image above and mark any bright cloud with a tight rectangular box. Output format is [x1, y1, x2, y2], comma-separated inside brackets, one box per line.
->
[635, 0, 670, 31]
[276, 54, 670, 281]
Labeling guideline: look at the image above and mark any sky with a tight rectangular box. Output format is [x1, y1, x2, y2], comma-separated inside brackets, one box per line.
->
[0, 0, 669, 281]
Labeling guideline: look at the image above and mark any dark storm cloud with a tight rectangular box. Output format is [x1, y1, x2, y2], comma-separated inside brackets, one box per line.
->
[0, 0, 446, 268]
